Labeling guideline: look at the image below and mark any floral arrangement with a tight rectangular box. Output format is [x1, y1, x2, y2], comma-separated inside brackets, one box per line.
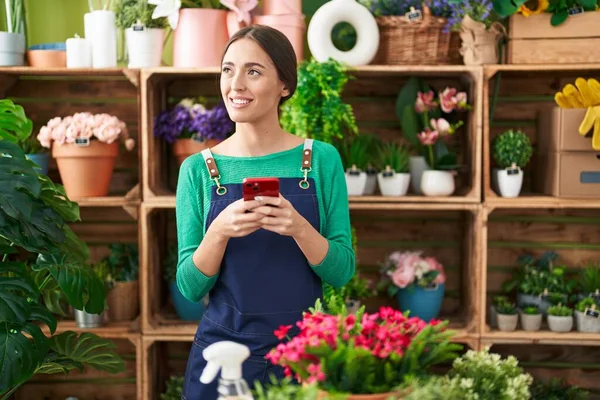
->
[357, 0, 453, 18]
[379, 251, 446, 296]
[36, 112, 135, 150]
[446, 0, 497, 32]
[493, 0, 596, 26]
[266, 304, 462, 395]
[153, 98, 234, 144]
[150, 0, 258, 29]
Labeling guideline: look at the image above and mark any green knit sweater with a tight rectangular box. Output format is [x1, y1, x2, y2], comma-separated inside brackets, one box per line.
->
[175, 140, 355, 303]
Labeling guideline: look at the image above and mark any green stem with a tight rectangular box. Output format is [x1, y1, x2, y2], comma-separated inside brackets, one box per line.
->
[38, 274, 52, 292]
[423, 111, 430, 130]
[428, 145, 435, 170]
[1, 382, 24, 400]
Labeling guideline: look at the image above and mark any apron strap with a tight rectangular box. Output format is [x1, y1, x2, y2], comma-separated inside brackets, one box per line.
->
[299, 139, 313, 190]
[201, 148, 227, 196]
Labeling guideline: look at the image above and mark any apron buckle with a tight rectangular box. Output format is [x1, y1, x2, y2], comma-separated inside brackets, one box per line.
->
[299, 167, 311, 189]
[213, 176, 228, 195]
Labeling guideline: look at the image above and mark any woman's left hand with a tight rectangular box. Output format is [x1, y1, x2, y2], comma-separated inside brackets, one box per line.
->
[253, 194, 308, 238]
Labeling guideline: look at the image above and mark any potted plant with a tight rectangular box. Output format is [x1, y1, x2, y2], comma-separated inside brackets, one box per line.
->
[374, 141, 411, 196]
[530, 377, 590, 400]
[492, 129, 533, 198]
[0, 0, 26, 66]
[520, 303, 542, 332]
[266, 302, 462, 399]
[160, 375, 184, 400]
[489, 294, 510, 328]
[574, 297, 600, 333]
[578, 260, 600, 300]
[340, 274, 376, 314]
[281, 58, 359, 145]
[337, 135, 371, 196]
[163, 244, 208, 321]
[36, 112, 135, 199]
[104, 243, 140, 323]
[495, 302, 518, 332]
[547, 304, 573, 332]
[154, 98, 234, 166]
[115, 0, 168, 68]
[74, 260, 110, 328]
[379, 250, 447, 322]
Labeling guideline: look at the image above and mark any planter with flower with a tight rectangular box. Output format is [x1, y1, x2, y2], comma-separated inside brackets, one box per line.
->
[266, 303, 463, 399]
[574, 297, 600, 333]
[154, 98, 233, 166]
[104, 243, 140, 323]
[36, 112, 135, 199]
[115, 0, 168, 68]
[546, 304, 573, 332]
[495, 302, 518, 332]
[379, 251, 446, 322]
[374, 141, 411, 197]
[520, 303, 542, 331]
[491, 129, 533, 198]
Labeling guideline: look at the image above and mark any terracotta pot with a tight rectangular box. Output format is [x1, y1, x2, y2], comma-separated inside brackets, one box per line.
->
[262, 0, 302, 15]
[252, 14, 306, 61]
[173, 9, 229, 67]
[318, 390, 404, 399]
[106, 281, 139, 322]
[52, 141, 118, 199]
[172, 138, 221, 166]
[27, 50, 66, 67]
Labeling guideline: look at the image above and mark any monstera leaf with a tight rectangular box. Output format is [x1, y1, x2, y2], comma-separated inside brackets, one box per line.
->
[0, 100, 32, 144]
[493, 0, 528, 18]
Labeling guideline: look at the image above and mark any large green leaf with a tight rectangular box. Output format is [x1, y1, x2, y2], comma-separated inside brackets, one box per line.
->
[34, 254, 106, 314]
[493, 0, 527, 18]
[48, 332, 126, 374]
[0, 100, 33, 144]
[31, 268, 70, 317]
[0, 262, 39, 325]
[37, 174, 81, 223]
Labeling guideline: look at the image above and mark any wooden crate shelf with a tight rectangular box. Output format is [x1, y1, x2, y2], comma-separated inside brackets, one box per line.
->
[482, 330, 600, 346]
[142, 336, 193, 400]
[41, 320, 140, 340]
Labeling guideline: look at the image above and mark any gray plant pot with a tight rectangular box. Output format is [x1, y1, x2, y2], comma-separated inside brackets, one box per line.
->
[497, 313, 518, 331]
[547, 315, 573, 332]
[74, 309, 105, 328]
[520, 312, 542, 331]
[0, 32, 25, 66]
[575, 310, 600, 333]
[517, 293, 552, 315]
[489, 304, 498, 328]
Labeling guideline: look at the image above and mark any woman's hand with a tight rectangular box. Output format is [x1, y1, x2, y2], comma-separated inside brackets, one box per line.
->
[209, 198, 267, 240]
[253, 194, 309, 238]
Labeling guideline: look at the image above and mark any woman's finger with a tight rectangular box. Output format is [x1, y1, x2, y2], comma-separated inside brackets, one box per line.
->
[251, 205, 290, 217]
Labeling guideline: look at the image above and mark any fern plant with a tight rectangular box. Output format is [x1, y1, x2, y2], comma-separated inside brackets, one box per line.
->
[375, 142, 410, 173]
[160, 375, 184, 400]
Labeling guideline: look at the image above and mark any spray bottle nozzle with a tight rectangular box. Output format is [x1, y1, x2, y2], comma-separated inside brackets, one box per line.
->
[199, 341, 251, 384]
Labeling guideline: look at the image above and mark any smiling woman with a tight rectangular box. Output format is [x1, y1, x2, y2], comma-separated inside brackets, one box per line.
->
[175, 25, 356, 399]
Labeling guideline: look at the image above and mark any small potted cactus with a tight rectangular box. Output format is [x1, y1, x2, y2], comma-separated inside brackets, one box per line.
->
[547, 304, 573, 333]
[520, 304, 542, 332]
[496, 302, 518, 332]
[492, 129, 533, 198]
[375, 142, 411, 197]
[574, 297, 600, 333]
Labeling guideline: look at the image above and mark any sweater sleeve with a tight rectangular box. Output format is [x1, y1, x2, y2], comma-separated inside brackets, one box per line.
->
[308, 145, 356, 288]
[175, 156, 219, 302]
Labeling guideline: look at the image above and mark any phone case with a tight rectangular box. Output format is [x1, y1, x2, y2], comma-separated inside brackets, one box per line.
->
[242, 177, 280, 201]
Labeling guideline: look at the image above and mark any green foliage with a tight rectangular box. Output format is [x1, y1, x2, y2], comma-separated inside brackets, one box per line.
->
[405, 375, 469, 399]
[530, 377, 590, 400]
[104, 243, 139, 284]
[5, 0, 26, 34]
[181, 0, 227, 9]
[0, 99, 124, 398]
[492, 129, 533, 169]
[160, 375, 184, 400]
[575, 297, 597, 312]
[18, 134, 45, 154]
[493, 0, 528, 18]
[114, 0, 169, 29]
[340, 274, 376, 301]
[281, 58, 358, 145]
[521, 304, 540, 315]
[254, 376, 319, 400]
[578, 260, 600, 295]
[492, 295, 510, 306]
[495, 302, 517, 315]
[375, 142, 410, 173]
[337, 134, 375, 171]
[163, 243, 178, 283]
[547, 304, 573, 317]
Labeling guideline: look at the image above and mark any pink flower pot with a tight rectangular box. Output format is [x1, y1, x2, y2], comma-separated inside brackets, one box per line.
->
[252, 14, 306, 61]
[173, 9, 229, 67]
[262, 0, 302, 15]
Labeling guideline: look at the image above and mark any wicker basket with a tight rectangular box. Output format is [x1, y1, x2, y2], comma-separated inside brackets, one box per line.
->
[371, 15, 461, 65]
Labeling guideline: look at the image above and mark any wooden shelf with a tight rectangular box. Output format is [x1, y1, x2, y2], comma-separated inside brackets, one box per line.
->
[484, 63, 600, 78]
[485, 194, 600, 210]
[481, 330, 600, 346]
[41, 320, 140, 341]
[75, 196, 141, 208]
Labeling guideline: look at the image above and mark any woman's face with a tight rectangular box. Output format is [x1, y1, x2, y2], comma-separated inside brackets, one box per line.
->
[220, 38, 289, 124]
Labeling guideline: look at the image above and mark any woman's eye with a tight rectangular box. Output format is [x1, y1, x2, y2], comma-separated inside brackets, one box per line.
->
[222, 66, 232, 73]
[249, 69, 260, 76]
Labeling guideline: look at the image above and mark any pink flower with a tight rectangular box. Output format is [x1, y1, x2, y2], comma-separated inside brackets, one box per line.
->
[306, 363, 325, 383]
[415, 90, 436, 113]
[274, 325, 293, 340]
[391, 263, 415, 289]
[425, 257, 446, 284]
[430, 118, 450, 135]
[220, 0, 258, 25]
[439, 87, 458, 113]
[417, 128, 439, 146]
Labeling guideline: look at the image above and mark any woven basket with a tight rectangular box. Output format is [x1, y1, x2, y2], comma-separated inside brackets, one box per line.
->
[371, 15, 461, 65]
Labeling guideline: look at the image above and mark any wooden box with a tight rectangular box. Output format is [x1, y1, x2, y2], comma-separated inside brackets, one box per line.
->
[508, 13, 600, 64]
[143, 337, 192, 400]
[535, 151, 600, 198]
[537, 107, 593, 152]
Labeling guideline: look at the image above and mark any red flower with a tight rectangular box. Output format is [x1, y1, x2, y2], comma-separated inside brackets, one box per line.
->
[274, 324, 293, 340]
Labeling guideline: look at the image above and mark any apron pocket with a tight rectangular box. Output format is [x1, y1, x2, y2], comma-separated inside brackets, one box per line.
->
[242, 354, 268, 388]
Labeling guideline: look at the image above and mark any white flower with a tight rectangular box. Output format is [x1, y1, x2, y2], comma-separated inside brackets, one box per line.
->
[148, 0, 181, 30]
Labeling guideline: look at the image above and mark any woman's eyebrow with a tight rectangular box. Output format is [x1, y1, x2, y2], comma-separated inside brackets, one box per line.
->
[222, 61, 266, 69]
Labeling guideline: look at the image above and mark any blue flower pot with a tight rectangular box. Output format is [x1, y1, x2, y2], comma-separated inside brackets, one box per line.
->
[169, 281, 206, 321]
[26, 153, 49, 175]
[396, 283, 445, 322]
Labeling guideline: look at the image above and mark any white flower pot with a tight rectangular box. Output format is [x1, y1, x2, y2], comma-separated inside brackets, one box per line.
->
[0, 32, 25, 66]
[346, 299, 361, 314]
[377, 171, 410, 196]
[345, 170, 367, 196]
[364, 170, 378, 195]
[547, 315, 573, 332]
[517, 293, 553, 315]
[520, 312, 542, 331]
[420, 170, 455, 196]
[125, 27, 164, 68]
[497, 313, 518, 331]
[489, 304, 498, 328]
[409, 156, 430, 194]
[494, 167, 523, 198]
[575, 310, 600, 332]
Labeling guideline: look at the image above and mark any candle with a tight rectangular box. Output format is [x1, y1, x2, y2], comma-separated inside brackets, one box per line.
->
[88, 10, 117, 68]
[84, 12, 94, 41]
[66, 34, 92, 68]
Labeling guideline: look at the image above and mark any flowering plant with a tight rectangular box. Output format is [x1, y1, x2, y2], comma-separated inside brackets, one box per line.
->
[150, 0, 257, 29]
[153, 98, 234, 144]
[357, 0, 453, 18]
[266, 304, 462, 395]
[379, 251, 446, 296]
[36, 112, 135, 150]
[493, 0, 596, 26]
[446, 0, 497, 32]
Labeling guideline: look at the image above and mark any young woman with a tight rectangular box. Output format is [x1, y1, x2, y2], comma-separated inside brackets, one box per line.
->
[176, 25, 355, 399]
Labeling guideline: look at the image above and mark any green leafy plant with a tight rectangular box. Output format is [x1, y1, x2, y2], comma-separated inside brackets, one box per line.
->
[521, 304, 540, 315]
[493, 0, 597, 26]
[17, 133, 45, 154]
[492, 295, 511, 307]
[547, 304, 573, 317]
[374, 142, 410, 173]
[578, 260, 600, 295]
[530, 377, 590, 400]
[281, 58, 358, 145]
[5, 0, 26, 34]
[114, 0, 169, 29]
[0, 98, 125, 398]
[340, 273, 376, 301]
[492, 129, 533, 169]
[104, 243, 139, 286]
[496, 302, 517, 315]
[254, 376, 319, 400]
[337, 134, 372, 171]
[160, 375, 184, 400]
[575, 297, 597, 313]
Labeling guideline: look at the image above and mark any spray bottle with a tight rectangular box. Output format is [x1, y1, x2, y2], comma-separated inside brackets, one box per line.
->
[200, 341, 255, 400]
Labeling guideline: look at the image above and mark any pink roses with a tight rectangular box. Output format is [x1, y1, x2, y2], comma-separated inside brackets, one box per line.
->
[384, 251, 446, 289]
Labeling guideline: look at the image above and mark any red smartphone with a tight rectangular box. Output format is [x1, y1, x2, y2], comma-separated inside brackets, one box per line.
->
[242, 177, 280, 201]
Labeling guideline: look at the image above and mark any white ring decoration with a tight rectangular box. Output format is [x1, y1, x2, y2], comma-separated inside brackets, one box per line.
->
[307, 0, 380, 66]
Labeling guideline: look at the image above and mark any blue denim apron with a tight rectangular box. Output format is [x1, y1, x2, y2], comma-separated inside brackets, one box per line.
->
[181, 140, 323, 400]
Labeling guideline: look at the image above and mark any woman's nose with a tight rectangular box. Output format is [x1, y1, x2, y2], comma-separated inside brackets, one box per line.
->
[231, 72, 246, 91]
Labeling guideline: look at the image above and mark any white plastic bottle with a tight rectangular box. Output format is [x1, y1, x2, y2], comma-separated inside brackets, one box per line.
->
[200, 341, 255, 400]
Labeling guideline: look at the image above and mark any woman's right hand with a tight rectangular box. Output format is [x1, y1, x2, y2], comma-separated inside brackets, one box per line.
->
[208, 199, 266, 240]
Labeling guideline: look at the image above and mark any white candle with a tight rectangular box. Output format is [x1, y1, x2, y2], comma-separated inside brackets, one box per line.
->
[89, 10, 117, 68]
[84, 12, 94, 41]
[66, 34, 92, 68]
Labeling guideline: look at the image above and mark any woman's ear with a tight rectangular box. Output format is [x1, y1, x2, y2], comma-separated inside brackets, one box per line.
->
[282, 86, 290, 98]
